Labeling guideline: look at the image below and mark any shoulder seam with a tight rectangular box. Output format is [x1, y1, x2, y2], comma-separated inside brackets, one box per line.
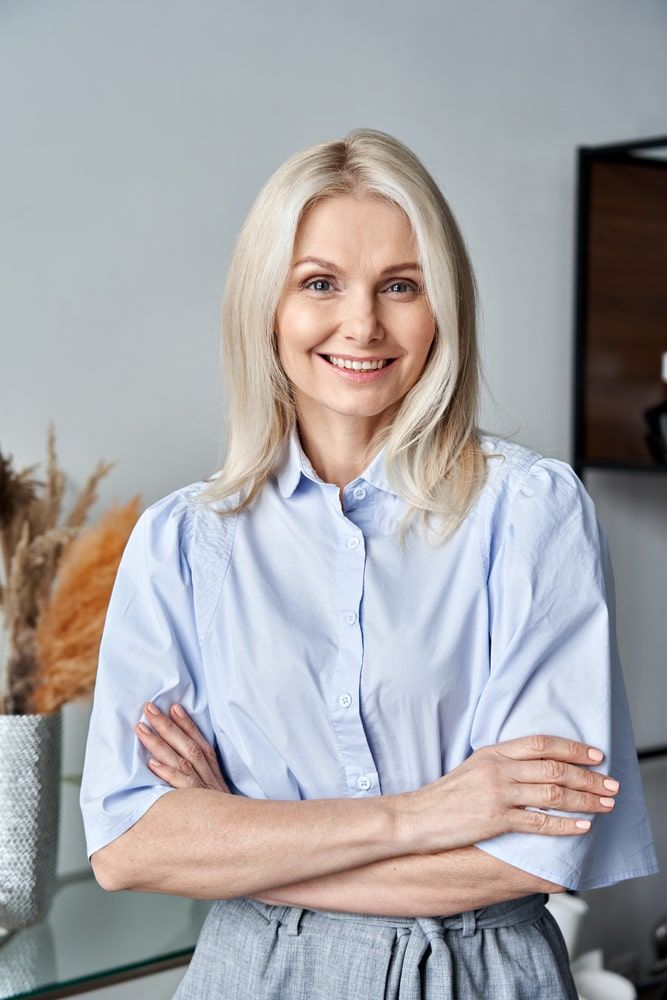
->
[477, 443, 542, 579]
[512, 455, 590, 532]
[190, 500, 240, 647]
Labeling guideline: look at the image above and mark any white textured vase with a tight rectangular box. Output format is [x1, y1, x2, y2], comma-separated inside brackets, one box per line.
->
[0, 709, 62, 933]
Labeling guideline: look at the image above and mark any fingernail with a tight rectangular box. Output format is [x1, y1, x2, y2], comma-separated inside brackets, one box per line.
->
[172, 704, 185, 717]
[146, 702, 160, 715]
[603, 778, 619, 791]
[149, 758, 161, 767]
[588, 748, 604, 761]
[137, 723, 151, 734]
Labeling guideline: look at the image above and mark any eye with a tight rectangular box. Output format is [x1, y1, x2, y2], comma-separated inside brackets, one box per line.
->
[303, 278, 334, 292]
[386, 281, 419, 295]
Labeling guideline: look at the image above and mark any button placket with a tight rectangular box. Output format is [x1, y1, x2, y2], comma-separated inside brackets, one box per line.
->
[330, 525, 381, 796]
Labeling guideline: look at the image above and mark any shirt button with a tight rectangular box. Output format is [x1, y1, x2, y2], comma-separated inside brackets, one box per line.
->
[338, 692, 352, 708]
[346, 536, 360, 549]
[357, 775, 372, 790]
[343, 611, 357, 626]
[353, 486, 366, 500]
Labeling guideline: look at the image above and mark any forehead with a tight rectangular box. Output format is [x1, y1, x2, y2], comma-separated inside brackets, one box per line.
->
[292, 194, 418, 264]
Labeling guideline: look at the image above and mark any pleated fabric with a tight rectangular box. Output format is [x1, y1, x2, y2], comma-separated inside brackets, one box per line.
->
[172, 891, 578, 999]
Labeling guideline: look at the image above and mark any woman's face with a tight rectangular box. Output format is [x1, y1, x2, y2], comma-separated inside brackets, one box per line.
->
[274, 194, 437, 430]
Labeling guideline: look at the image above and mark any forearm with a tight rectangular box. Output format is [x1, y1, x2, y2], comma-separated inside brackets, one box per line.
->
[93, 788, 407, 898]
[253, 845, 565, 917]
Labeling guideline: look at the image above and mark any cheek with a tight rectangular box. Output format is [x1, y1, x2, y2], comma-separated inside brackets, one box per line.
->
[276, 333, 319, 377]
[390, 305, 435, 343]
[399, 328, 435, 366]
[413, 323, 437, 360]
[277, 302, 326, 351]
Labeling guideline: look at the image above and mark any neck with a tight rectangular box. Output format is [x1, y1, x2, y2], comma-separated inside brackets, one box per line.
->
[294, 408, 394, 494]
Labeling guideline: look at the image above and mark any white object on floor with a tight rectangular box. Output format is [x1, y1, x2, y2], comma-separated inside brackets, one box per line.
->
[546, 892, 590, 959]
[573, 968, 637, 1000]
[572, 949, 605, 972]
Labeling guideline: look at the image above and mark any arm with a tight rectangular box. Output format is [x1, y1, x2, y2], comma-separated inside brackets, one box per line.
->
[92, 785, 403, 897]
[107, 701, 612, 903]
[94, 786, 563, 909]
[252, 844, 565, 917]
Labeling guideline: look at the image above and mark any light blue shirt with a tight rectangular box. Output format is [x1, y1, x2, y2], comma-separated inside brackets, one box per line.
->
[80, 426, 660, 891]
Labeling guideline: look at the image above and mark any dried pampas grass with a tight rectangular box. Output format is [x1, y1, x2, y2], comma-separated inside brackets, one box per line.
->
[32, 496, 142, 714]
[0, 422, 138, 715]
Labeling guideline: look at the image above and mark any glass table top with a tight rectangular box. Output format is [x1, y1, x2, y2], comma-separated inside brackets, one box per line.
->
[0, 872, 213, 999]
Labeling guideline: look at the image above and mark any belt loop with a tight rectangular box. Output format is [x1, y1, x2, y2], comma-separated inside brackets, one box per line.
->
[282, 904, 306, 937]
[460, 907, 477, 937]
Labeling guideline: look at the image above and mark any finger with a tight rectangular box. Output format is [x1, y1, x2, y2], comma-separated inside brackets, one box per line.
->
[135, 722, 201, 785]
[487, 734, 606, 767]
[507, 806, 594, 837]
[508, 781, 617, 815]
[146, 755, 200, 789]
[512, 759, 620, 798]
[140, 702, 226, 788]
[138, 703, 219, 789]
[167, 704, 230, 792]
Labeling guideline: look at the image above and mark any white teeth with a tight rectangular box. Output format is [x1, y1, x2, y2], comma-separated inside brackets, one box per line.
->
[326, 355, 391, 370]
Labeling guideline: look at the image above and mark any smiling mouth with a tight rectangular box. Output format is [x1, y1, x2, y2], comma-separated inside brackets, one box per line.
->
[317, 355, 398, 368]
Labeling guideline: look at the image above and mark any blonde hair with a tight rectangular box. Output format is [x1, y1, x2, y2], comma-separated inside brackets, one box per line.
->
[193, 127, 503, 550]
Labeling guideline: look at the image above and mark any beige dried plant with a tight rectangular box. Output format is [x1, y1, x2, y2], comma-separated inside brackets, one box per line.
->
[32, 496, 142, 714]
[0, 421, 133, 715]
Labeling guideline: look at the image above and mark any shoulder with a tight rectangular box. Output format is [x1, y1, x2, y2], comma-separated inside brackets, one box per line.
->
[134, 480, 239, 644]
[479, 433, 591, 517]
[139, 479, 239, 552]
[132, 480, 207, 564]
[477, 434, 597, 570]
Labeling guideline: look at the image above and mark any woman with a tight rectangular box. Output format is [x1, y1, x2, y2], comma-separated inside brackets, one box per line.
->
[80, 128, 659, 999]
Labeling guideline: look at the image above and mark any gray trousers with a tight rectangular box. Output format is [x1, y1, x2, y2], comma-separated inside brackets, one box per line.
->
[172, 891, 578, 999]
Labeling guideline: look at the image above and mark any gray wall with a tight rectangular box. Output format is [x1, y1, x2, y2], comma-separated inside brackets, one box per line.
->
[1, 0, 665, 982]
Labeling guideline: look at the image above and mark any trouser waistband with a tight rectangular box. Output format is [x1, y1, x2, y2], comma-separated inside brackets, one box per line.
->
[243, 891, 549, 939]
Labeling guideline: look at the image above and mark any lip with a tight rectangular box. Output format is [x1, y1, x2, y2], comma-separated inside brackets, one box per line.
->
[316, 353, 397, 383]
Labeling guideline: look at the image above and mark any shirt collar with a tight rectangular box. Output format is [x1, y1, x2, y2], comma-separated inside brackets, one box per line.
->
[275, 425, 398, 499]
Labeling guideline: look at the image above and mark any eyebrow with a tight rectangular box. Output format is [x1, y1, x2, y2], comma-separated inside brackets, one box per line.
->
[292, 256, 422, 275]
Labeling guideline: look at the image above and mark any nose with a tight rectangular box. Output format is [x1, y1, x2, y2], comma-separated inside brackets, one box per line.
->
[340, 288, 383, 344]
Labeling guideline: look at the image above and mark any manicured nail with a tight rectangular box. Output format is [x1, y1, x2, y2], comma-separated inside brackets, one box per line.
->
[576, 820, 591, 829]
[137, 723, 151, 734]
[146, 703, 160, 715]
[588, 748, 603, 761]
[149, 758, 161, 767]
[172, 704, 185, 717]
[603, 779, 619, 791]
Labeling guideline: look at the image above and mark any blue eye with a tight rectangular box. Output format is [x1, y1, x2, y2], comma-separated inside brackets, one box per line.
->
[304, 279, 332, 292]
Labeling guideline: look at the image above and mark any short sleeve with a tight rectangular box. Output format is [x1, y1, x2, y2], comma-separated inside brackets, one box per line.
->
[79, 488, 216, 863]
[470, 457, 660, 890]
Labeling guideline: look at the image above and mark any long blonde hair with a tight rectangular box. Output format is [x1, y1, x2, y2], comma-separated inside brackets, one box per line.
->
[193, 127, 503, 550]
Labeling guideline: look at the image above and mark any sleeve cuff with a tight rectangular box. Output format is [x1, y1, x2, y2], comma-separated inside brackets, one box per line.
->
[85, 784, 178, 863]
[473, 838, 661, 891]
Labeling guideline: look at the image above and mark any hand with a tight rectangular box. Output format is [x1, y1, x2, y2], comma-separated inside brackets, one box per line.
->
[135, 702, 231, 793]
[394, 734, 621, 855]
[136, 704, 284, 905]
